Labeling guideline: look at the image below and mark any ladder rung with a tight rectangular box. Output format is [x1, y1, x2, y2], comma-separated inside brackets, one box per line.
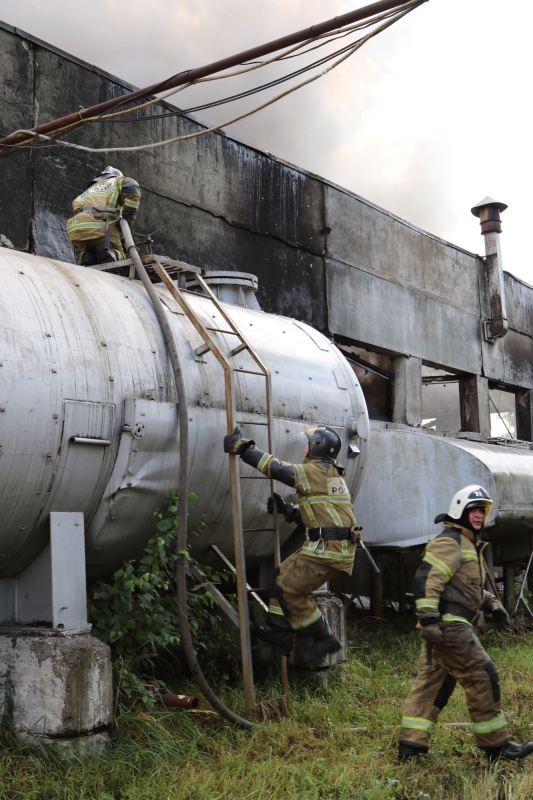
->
[195, 343, 210, 357]
[205, 326, 237, 335]
[236, 368, 266, 376]
[231, 342, 248, 356]
[236, 420, 268, 426]
[244, 528, 277, 533]
[240, 475, 269, 479]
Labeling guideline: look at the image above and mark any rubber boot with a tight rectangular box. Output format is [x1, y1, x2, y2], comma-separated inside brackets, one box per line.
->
[301, 617, 341, 665]
[483, 740, 533, 762]
[81, 248, 98, 267]
[255, 626, 295, 656]
[96, 246, 119, 264]
[398, 741, 429, 761]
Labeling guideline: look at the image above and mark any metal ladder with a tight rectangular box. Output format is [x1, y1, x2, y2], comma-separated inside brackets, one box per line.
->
[99, 254, 286, 716]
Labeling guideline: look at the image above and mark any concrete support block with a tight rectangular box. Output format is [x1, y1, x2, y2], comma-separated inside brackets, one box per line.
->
[0, 632, 113, 747]
[460, 374, 491, 436]
[391, 356, 422, 426]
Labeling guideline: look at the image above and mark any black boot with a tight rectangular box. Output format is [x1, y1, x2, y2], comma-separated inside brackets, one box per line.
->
[96, 246, 118, 264]
[81, 248, 98, 267]
[483, 740, 533, 762]
[398, 741, 429, 761]
[255, 626, 295, 656]
[301, 617, 341, 665]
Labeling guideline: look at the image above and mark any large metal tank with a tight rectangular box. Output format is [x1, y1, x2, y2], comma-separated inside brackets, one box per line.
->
[357, 422, 533, 551]
[0, 249, 369, 577]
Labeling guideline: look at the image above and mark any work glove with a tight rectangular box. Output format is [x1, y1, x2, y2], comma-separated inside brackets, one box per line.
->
[223, 426, 254, 456]
[267, 493, 301, 524]
[419, 616, 442, 644]
[267, 492, 286, 516]
[492, 606, 511, 632]
[122, 207, 137, 222]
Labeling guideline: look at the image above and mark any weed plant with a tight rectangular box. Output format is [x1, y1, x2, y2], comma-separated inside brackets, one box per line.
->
[87, 490, 239, 700]
[1, 612, 532, 799]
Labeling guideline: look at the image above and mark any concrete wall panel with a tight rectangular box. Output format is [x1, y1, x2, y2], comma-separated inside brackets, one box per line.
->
[326, 258, 481, 373]
[325, 184, 480, 313]
[0, 27, 34, 251]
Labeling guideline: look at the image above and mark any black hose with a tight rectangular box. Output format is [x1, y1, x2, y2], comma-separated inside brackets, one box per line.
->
[120, 220, 255, 729]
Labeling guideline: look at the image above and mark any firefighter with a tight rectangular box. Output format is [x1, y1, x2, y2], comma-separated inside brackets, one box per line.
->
[66, 166, 141, 266]
[399, 485, 533, 762]
[223, 424, 360, 665]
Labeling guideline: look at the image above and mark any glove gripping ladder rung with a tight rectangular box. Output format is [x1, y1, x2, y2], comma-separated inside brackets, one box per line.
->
[149, 261, 286, 716]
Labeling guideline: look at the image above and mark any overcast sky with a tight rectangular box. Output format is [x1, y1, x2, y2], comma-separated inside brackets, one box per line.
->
[1, 0, 531, 285]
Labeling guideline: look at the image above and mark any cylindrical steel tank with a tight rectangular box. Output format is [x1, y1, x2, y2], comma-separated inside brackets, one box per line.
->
[0, 250, 369, 577]
[357, 422, 533, 549]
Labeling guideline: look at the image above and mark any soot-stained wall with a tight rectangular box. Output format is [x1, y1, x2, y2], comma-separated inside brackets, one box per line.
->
[1, 20, 532, 397]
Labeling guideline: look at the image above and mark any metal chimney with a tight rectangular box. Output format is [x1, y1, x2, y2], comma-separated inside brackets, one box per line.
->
[471, 196, 508, 342]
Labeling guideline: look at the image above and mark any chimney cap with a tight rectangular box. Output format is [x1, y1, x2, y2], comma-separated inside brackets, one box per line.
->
[471, 196, 508, 218]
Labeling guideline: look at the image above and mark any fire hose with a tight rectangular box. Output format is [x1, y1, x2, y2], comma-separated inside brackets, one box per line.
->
[121, 219, 255, 729]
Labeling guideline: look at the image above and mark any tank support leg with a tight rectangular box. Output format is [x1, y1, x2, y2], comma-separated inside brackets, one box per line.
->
[0, 512, 90, 630]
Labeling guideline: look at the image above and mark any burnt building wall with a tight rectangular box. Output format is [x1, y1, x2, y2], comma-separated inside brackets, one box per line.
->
[1, 20, 532, 406]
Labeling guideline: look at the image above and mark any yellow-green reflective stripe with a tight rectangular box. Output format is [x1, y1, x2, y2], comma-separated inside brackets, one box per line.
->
[291, 608, 322, 630]
[472, 714, 507, 734]
[295, 465, 310, 492]
[401, 717, 435, 732]
[305, 495, 352, 504]
[461, 550, 478, 561]
[300, 500, 319, 527]
[441, 614, 472, 627]
[257, 454, 272, 473]
[301, 548, 354, 562]
[424, 552, 453, 580]
[415, 598, 439, 611]
[268, 605, 284, 617]
[67, 220, 108, 232]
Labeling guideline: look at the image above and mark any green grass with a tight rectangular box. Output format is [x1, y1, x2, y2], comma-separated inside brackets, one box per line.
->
[1, 613, 532, 799]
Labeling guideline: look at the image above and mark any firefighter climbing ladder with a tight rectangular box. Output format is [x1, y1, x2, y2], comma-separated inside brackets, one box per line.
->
[97, 244, 287, 718]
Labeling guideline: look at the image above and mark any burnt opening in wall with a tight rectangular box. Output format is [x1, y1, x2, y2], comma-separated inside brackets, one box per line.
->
[336, 342, 392, 422]
[488, 384, 517, 440]
[421, 366, 461, 433]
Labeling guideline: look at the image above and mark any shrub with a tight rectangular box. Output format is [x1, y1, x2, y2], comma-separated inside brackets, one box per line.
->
[87, 490, 237, 702]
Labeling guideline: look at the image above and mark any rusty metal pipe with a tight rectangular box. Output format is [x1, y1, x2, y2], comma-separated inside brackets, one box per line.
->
[0, 0, 427, 151]
[157, 694, 200, 709]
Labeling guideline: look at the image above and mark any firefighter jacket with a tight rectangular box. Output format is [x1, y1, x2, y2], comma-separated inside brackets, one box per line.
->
[241, 447, 357, 571]
[414, 522, 501, 626]
[66, 176, 141, 243]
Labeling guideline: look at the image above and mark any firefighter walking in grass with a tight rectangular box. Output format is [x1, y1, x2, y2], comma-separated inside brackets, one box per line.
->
[399, 484, 533, 763]
[224, 424, 360, 666]
[66, 166, 141, 266]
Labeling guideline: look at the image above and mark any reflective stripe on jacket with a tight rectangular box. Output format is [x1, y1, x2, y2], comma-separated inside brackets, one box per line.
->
[251, 451, 357, 570]
[414, 522, 500, 623]
[66, 176, 140, 241]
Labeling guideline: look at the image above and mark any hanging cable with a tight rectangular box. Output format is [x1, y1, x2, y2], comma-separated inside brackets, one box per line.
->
[1, 2, 421, 156]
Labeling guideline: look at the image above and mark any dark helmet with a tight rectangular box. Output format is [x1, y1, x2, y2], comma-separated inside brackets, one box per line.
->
[302, 425, 342, 462]
[93, 166, 123, 182]
[435, 485, 494, 531]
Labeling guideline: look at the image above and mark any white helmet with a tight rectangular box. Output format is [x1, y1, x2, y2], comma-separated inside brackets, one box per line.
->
[435, 485, 494, 526]
[93, 166, 123, 181]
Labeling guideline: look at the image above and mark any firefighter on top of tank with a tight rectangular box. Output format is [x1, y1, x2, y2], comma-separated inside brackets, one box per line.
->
[223, 424, 361, 666]
[399, 484, 533, 763]
[66, 166, 141, 266]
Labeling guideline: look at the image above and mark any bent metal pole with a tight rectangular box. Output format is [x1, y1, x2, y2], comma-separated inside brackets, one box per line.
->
[0, 0, 427, 152]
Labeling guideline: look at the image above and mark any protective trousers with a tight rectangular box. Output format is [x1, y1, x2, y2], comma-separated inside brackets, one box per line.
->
[400, 623, 508, 749]
[267, 550, 339, 631]
[71, 227, 125, 262]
